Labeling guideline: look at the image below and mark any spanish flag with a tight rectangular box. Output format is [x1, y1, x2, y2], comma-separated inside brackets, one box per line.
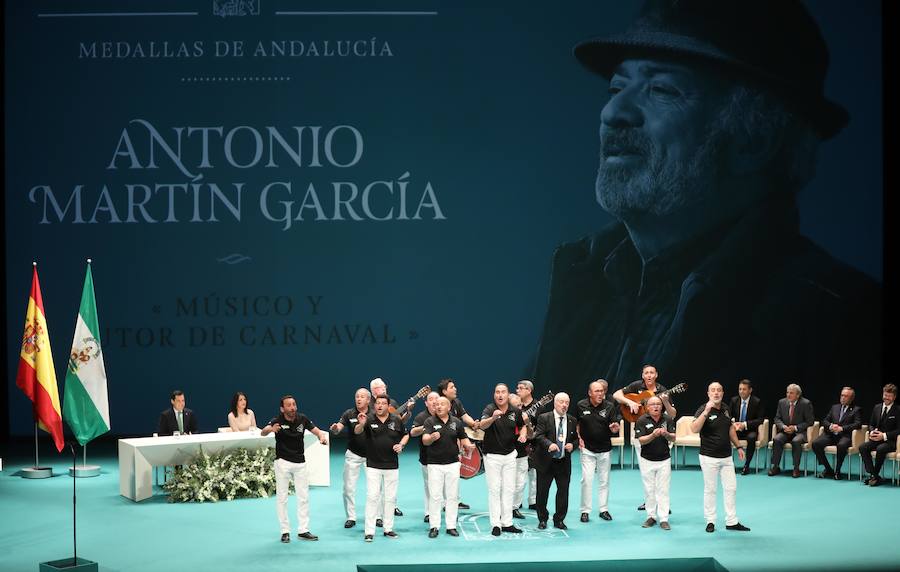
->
[16, 263, 65, 452]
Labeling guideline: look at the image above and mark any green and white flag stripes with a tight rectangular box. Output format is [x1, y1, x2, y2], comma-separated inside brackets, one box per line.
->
[63, 261, 110, 445]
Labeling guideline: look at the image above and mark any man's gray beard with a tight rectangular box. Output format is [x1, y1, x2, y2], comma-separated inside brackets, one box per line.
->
[596, 132, 724, 220]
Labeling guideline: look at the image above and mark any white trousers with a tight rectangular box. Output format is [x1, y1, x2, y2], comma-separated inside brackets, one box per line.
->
[421, 463, 430, 513]
[275, 458, 310, 534]
[638, 456, 670, 523]
[342, 450, 366, 520]
[484, 450, 517, 527]
[699, 454, 739, 526]
[580, 449, 611, 513]
[427, 462, 460, 529]
[513, 456, 529, 509]
[365, 467, 399, 536]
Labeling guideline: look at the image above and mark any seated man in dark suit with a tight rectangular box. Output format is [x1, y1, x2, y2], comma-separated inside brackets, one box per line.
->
[859, 383, 899, 487]
[533, 392, 579, 530]
[728, 379, 765, 475]
[768, 383, 814, 478]
[811, 387, 862, 480]
[157, 389, 198, 436]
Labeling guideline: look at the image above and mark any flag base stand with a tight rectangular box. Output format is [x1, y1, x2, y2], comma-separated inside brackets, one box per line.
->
[22, 466, 53, 479]
[39, 557, 98, 572]
[68, 465, 101, 478]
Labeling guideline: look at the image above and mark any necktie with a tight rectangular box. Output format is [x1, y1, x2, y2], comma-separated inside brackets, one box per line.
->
[839, 406, 846, 422]
[882, 406, 889, 429]
[788, 402, 795, 424]
[740, 401, 747, 423]
[555, 416, 565, 459]
[177, 411, 184, 433]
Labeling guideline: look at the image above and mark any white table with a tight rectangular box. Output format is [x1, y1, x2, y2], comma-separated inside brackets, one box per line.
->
[118, 431, 329, 502]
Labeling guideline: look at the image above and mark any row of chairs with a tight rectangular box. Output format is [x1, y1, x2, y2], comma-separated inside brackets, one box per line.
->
[607, 419, 898, 485]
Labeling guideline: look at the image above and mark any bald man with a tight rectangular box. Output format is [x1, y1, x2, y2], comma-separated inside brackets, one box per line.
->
[533, 393, 579, 530]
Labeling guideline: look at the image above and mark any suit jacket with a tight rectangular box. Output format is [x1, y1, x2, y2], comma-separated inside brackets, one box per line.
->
[533, 411, 578, 472]
[821, 403, 862, 436]
[157, 407, 198, 436]
[869, 403, 900, 442]
[728, 395, 765, 432]
[774, 397, 814, 433]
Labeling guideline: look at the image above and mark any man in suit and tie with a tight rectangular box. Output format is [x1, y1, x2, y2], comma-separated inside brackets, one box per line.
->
[533, 392, 579, 530]
[768, 383, 814, 478]
[157, 390, 198, 436]
[729, 379, 765, 475]
[859, 383, 899, 487]
[811, 387, 862, 480]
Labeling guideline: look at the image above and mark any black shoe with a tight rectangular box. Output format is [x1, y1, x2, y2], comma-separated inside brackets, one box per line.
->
[768, 466, 780, 476]
[428, 527, 439, 538]
[705, 523, 715, 533]
[281, 533, 290, 543]
[792, 468, 801, 478]
[298, 532, 319, 541]
[375, 518, 383, 528]
[537, 520, 547, 530]
[344, 519, 356, 528]
[599, 511, 613, 521]
[817, 470, 835, 479]
[641, 517, 656, 528]
[383, 530, 398, 538]
[446, 528, 459, 536]
[869, 476, 884, 487]
[512, 509, 525, 519]
[394, 507, 403, 516]
[740, 465, 751, 475]
[580, 513, 589, 523]
[637, 503, 646, 510]
[834, 473, 845, 481]
[553, 521, 567, 530]
[458, 502, 470, 510]
[528, 503, 539, 510]
[491, 526, 501, 536]
[364, 534, 373, 542]
[501, 525, 523, 533]
[424, 515, 430, 523]
[726, 523, 751, 532]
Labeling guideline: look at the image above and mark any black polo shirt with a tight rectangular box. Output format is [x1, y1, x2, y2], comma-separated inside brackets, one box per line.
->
[622, 380, 669, 398]
[695, 404, 733, 458]
[575, 397, 621, 453]
[634, 413, 674, 462]
[269, 413, 316, 463]
[339, 406, 371, 458]
[422, 414, 467, 465]
[362, 413, 407, 470]
[480, 404, 525, 455]
[449, 398, 468, 421]
[412, 410, 432, 465]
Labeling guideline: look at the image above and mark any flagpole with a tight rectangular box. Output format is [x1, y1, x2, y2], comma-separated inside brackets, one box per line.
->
[34, 422, 39, 468]
[22, 422, 53, 479]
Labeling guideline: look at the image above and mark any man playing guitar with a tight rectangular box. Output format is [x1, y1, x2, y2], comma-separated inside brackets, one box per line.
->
[612, 364, 676, 511]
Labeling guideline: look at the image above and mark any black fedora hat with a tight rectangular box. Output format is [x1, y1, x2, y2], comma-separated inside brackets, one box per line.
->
[574, 0, 849, 139]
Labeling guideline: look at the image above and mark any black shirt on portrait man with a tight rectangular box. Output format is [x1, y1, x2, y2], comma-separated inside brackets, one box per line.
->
[634, 413, 674, 462]
[480, 404, 525, 455]
[694, 405, 733, 458]
[575, 397, 621, 453]
[339, 406, 373, 458]
[362, 413, 407, 470]
[413, 410, 432, 465]
[422, 414, 467, 465]
[268, 413, 317, 463]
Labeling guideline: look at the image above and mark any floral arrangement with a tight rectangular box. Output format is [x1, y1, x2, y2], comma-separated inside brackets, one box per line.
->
[163, 447, 285, 502]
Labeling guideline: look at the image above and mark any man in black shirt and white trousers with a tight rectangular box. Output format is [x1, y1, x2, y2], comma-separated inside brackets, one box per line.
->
[355, 393, 409, 541]
[634, 396, 675, 530]
[576, 379, 621, 523]
[480, 383, 528, 536]
[691, 381, 750, 533]
[261, 395, 329, 543]
[330, 387, 372, 529]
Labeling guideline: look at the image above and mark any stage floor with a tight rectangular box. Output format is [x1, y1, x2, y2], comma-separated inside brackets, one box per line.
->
[1, 440, 897, 572]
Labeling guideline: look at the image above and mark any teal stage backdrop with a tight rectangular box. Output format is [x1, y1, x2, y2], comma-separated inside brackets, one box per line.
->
[4, 1, 883, 437]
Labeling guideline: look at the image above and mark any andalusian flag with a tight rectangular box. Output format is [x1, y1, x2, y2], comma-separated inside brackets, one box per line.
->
[63, 261, 110, 445]
[16, 263, 65, 452]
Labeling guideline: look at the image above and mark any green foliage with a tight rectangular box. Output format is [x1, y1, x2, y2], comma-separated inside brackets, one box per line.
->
[163, 447, 280, 502]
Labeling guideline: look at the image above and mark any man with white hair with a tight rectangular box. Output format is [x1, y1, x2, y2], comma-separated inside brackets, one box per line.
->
[330, 388, 372, 528]
[768, 383, 815, 478]
[691, 381, 750, 533]
[533, 392, 578, 530]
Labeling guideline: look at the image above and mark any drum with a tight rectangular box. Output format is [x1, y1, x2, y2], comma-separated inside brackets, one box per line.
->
[460, 427, 485, 479]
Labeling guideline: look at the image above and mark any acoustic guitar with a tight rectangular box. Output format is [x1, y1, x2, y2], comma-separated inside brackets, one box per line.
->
[388, 385, 431, 417]
[619, 382, 688, 423]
